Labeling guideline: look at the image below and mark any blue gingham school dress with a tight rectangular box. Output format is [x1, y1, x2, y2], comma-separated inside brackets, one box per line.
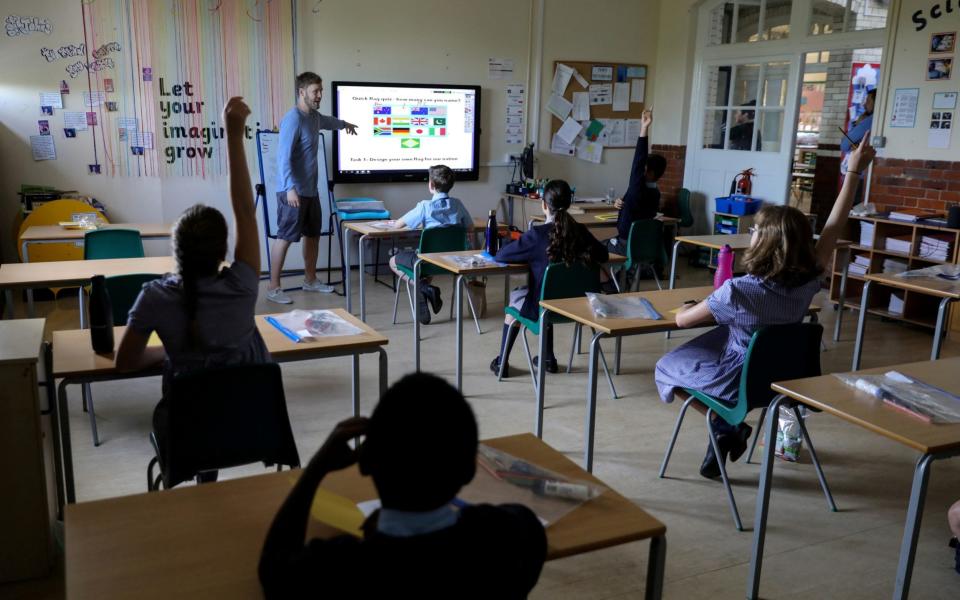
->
[655, 275, 821, 406]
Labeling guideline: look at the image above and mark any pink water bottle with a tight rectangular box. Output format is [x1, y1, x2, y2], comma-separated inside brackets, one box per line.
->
[714, 244, 734, 289]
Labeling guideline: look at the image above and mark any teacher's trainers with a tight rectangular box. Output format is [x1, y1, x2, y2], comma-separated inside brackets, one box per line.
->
[266, 288, 293, 304]
[303, 279, 335, 293]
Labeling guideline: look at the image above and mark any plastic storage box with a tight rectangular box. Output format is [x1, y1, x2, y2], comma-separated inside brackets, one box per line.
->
[714, 195, 762, 216]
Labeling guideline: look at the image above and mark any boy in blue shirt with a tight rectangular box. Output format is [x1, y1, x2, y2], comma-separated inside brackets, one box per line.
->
[389, 164, 473, 324]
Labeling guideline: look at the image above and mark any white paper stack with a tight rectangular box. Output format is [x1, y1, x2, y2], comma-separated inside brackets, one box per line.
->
[918, 235, 952, 261]
[848, 255, 871, 276]
[888, 291, 905, 315]
[884, 236, 912, 254]
[859, 222, 875, 247]
[882, 258, 909, 275]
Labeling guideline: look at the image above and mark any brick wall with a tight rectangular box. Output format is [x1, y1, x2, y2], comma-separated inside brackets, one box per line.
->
[869, 158, 960, 213]
[651, 144, 687, 217]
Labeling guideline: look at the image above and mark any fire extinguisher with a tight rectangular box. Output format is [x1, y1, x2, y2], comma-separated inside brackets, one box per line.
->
[729, 168, 755, 196]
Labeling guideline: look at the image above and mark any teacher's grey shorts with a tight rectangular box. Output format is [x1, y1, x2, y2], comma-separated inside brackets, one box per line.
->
[276, 192, 323, 242]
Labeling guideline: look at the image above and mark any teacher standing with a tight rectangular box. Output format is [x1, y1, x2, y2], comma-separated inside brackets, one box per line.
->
[268, 71, 358, 304]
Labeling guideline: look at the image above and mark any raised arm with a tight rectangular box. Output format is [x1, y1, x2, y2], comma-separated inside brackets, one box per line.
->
[815, 133, 875, 269]
[627, 109, 652, 189]
[223, 97, 260, 273]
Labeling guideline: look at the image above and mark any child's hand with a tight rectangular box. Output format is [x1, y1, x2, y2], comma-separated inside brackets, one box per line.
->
[310, 416, 369, 472]
[613, 197, 624, 209]
[847, 130, 876, 174]
[222, 96, 251, 134]
[641, 108, 652, 129]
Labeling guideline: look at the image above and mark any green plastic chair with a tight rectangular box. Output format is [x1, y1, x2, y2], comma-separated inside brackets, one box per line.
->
[498, 262, 618, 436]
[658, 323, 836, 531]
[84, 228, 145, 260]
[678, 187, 694, 230]
[391, 225, 481, 332]
[619, 219, 667, 291]
[106, 273, 162, 325]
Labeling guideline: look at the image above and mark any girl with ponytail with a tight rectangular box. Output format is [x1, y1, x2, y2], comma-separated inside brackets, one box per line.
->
[490, 180, 608, 377]
[116, 98, 270, 462]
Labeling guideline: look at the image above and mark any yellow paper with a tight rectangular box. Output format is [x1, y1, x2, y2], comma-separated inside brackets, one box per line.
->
[310, 487, 365, 537]
[594, 212, 619, 221]
[147, 332, 163, 347]
[669, 307, 683, 314]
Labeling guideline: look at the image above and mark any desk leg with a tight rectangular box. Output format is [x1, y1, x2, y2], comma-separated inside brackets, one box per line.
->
[344, 225, 353, 314]
[455, 274, 464, 393]
[584, 331, 604, 473]
[359, 234, 369, 322]
[351, 353, 360, 417]
[26, 289, 35, 318]
[535, 310, 548, 438]
[377, 347, 388, 397]
[645, 535, 666, 600]
[893, 453, 934, 599]
[615, 336, 622, 375]
[851, 280, 872, 370]
[4, 290, 13, 319]
[503, 273, 510, 309]
[414, 260, 422, 372]
[931, 298, 953, 361]
[668, 240, 682, 290]
[746, 395, 789, 600]
[57, 380, 76, 505]
[833, 246, 851, 342]
[44, 345, 65, 517]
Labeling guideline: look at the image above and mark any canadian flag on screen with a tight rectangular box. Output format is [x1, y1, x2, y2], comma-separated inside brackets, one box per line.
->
[374, 117, 391, 125]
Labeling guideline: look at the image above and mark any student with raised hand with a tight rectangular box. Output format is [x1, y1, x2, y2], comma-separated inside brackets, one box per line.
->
[388, 164, 473, 324]
[654, 135, 876, 479]
[116, 97, 270, 472]
[258, 372, 547, 599]
[490, 180, 608, 377]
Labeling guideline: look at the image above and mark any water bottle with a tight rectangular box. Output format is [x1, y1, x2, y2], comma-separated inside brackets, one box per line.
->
[714, 244, 734, 289]
[485, 209, 499, 255]
[89, 274, 115, 354]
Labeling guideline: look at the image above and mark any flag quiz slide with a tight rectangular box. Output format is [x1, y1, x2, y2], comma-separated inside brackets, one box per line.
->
[334, 83, 478, 177]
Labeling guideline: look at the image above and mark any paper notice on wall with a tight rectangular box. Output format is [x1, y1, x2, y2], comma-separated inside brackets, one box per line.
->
[556, 117, 583, 145]
[505, 84, 525, 144]
[588, 84, 612, 105]
[552, 63, 574, 95]
[131, 132, 154, 149]
[30, 135, 56, 160]
[933, 92, 958, 110]
[928, 126, 951, 149]
[929, 112, 953, 148]
[506, 84, 525, 105]
[612, 82, 630, 111]
[625, 119, 643, 145]
[584, 119, 605, 141]
[572, 92, 590, 121]
[546, 93, 573, 120]
[631, 79, 645, 103]
[605, 119, 626, 146]
[82, 91, 106, 107]
[39, 91, 63, 109]
[576, 138, 603, 164]
[550, 132, 576, 156]
[626, 66, 647, 78]
[591, 65, 613, 81]
[889, 88, 919, 128]
[488, 57, 515, 80]
[572, 69, 588, 88]
[63, 111, 88, 131]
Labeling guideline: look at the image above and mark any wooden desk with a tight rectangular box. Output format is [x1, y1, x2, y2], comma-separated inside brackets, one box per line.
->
[530, 212, 680, 229]
[20, 223, 172, 263]
[341, 218, 506, 322]
[748, 358, 960, 600]
[50, 309, 388, 508]
[65, 433, 667, 600]
[852, 273, 960, 370]
[0, 256, 176, 319]
[415, 250, 627, 393]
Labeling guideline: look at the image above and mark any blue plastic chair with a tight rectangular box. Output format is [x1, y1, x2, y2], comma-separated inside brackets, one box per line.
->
[658, 323, 836, 531]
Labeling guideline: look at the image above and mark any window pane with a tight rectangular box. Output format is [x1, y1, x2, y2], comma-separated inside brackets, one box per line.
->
[703, 109, 729, 149]
[736, 1, 762, 43]
[705, 65, 733, 107]
[728, 107, 758, 150]
[847, 0, 888, 32]
[762, 62, 790, 107]
[810, 0, 845, 35]
[762, 0, 792, 40]
[732, 64, 761, 107]
[708, 2, 735, 46]
[757, 110, 784, 152]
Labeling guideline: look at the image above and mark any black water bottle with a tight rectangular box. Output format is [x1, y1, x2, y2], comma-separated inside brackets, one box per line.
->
[485, 209, 499, 255]
[89, 275, 114, 354]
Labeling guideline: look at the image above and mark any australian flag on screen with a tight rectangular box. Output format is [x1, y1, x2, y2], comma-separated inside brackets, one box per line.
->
[374, 105, 391, 115]
[410, 107, 428, 115]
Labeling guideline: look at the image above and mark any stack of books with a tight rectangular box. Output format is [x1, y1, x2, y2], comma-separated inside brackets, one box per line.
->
[888, 207, 944, 222]
[884, 235, 912, 254]
[888, 291, 906, 315]
[882, 258, 909, 275]
[859, 222, 875, 247]
[918, 234, 953, 261]
[848, 255, 871, 276]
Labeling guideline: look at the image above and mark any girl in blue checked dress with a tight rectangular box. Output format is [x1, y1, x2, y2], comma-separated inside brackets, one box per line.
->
[655, 136, 876, 478]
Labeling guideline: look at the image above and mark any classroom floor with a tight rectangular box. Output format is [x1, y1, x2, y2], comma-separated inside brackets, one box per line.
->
[3, 261, 960, 599]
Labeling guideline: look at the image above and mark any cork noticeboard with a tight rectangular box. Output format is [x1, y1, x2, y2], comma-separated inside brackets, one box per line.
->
[548, 60, 648, 149]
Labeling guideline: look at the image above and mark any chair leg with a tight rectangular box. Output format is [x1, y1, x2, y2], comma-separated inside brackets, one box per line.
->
[391, 281, 402, 324]
[147, 456, 158, 491]
[85, 383, 100, 447]
[745, 407, 767, 464]
[659, 395, 696, 477]
[596, 345, 618, 400]
[404, 278, 415, 322]
[566, 323, 581, 373]
[632, 265, 642, 292]
[792, 405, 838, 512]
[652, 265, 663, 291]
[707, 409, 744, 531]
[520, 328, 538, 397]
[463, 281, 482, 334]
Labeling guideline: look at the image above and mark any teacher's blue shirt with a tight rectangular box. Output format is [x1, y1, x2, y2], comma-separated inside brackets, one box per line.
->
[277, 106, 346, 197]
